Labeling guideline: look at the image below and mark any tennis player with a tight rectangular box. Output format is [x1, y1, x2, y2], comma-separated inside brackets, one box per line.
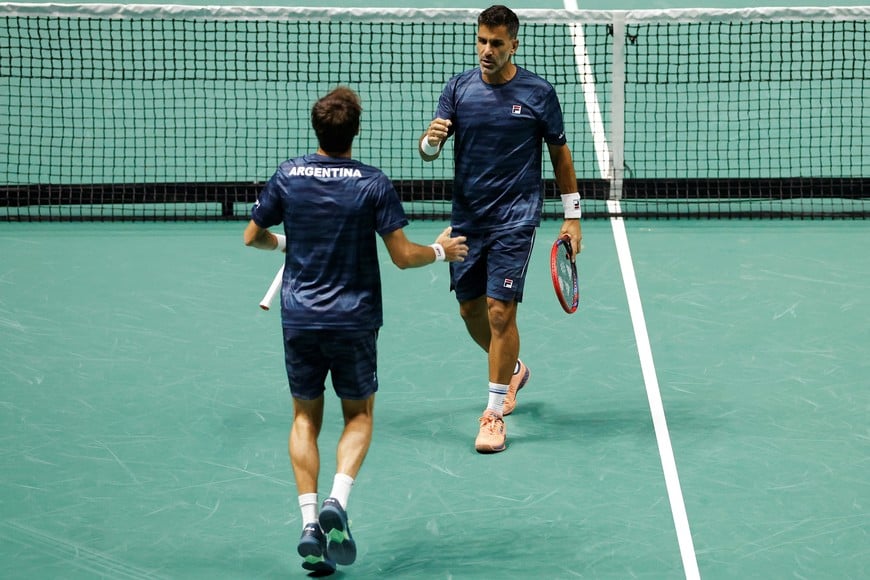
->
[419, 5, 583, 453]
[245, 86, 467, 575]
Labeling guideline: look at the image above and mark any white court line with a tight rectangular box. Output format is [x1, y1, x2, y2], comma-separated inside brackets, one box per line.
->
[563, 3, 700, 578]
[607, 202, 701, 580]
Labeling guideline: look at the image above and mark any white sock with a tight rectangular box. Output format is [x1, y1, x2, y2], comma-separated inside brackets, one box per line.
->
[298, 493, 318, 526]
[329, 473, 354, 509]
[487, 382, 509, 416]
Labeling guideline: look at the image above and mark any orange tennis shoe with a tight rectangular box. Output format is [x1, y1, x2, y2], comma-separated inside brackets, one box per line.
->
[503, 359, 530, 416]
[475, 410, 507, 453]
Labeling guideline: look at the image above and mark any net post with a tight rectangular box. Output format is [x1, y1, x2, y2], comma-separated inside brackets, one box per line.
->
[610, 13, 626, 203]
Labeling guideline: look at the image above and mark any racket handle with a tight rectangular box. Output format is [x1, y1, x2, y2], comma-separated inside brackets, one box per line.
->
[259, 264, 284, 311]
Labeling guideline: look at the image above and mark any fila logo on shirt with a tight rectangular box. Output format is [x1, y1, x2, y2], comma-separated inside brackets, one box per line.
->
[511, 105, 522, 115]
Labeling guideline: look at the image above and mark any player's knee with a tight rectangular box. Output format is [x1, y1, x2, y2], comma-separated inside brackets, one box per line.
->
[486, 298, 516, 333]
[459, 298, 486, 322]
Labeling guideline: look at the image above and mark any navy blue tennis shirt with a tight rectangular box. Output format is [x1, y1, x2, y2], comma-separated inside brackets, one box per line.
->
[251, 153, 409, 331]
[435, 66, 567, 232]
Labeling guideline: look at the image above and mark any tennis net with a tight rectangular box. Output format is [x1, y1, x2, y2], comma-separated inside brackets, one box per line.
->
[1, 4, 867, 220]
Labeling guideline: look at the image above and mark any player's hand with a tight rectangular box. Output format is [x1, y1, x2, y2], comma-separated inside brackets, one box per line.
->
[559, 219, 582, 260]
[426, 118, 452, 147]
[436, 226, 468, 262]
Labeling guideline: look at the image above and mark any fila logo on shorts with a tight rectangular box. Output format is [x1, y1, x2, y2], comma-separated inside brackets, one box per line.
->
[503, 278, 514, 288]
[511, 105, 522, 115]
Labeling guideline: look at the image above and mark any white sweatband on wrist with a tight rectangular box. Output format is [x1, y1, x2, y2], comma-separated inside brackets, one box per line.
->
[420, 136, 440, 156]
[429, 243, 446, 262]
[274, 233, 286, 251]
[561, 193, 582, 219]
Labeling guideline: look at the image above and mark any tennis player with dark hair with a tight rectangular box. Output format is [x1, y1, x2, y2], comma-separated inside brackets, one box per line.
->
[419, 5, 583, 454]
[245, 86, 468, 575]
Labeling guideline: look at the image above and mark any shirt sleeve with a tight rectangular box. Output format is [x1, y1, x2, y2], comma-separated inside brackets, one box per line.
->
[435, 77, 458, 138]
[250, 167, 286, 228]
[372, 174, 409, 236]
[541, 86, 568, 146]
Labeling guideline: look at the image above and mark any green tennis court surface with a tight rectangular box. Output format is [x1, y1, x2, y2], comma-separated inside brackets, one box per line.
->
[1, 220, 867, 578]
[1, 0, 867, 576]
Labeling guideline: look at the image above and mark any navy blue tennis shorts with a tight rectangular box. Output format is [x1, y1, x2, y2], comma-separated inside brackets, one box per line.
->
[449, 226, 536, 303]
[282, 328, 379, 401]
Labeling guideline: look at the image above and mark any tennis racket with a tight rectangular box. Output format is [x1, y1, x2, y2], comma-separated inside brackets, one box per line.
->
[259, 264, 284, 311]
[550, 235, 579, 314]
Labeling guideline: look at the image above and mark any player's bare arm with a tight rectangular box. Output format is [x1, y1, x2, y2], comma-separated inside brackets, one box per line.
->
[243, 219, 285, 251]
[382, 226, 468, 269]
[548, 143, 583, 257]
[419, 118, 452, 161]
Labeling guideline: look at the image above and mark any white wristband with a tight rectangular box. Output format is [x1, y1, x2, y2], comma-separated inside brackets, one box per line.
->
[420, 136, 440, 156]
[561, 193, 582, 219]
[274, 233, 286, 251]
[429, 243, 446, 262]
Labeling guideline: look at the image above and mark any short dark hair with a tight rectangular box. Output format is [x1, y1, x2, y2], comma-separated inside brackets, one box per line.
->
[478, 5, 519, 39]
[311, 86, 362, 155]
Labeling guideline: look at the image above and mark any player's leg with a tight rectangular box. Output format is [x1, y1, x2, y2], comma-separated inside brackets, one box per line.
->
[285, 329, 330, 495]
[459, 296, 531, 408]
[335, 395, 375, 481]
[317, 330, 379, 566]
[452, 231, 524, 452]
[486, 297, 519, 384]
[484, 228, 535, 421]
[284, 329, 335, 574]
[452, 230, 489, 350]
[466, 296, 514, 454]
[457, 292, 522, 385]
[290, 396, 335, 573]
[459, 295, 491, 351]
[455, 275, 508, 452]
[490, 296, 530, 416]
[289, 395, 325, 497]
[317, 395, 372, 566]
